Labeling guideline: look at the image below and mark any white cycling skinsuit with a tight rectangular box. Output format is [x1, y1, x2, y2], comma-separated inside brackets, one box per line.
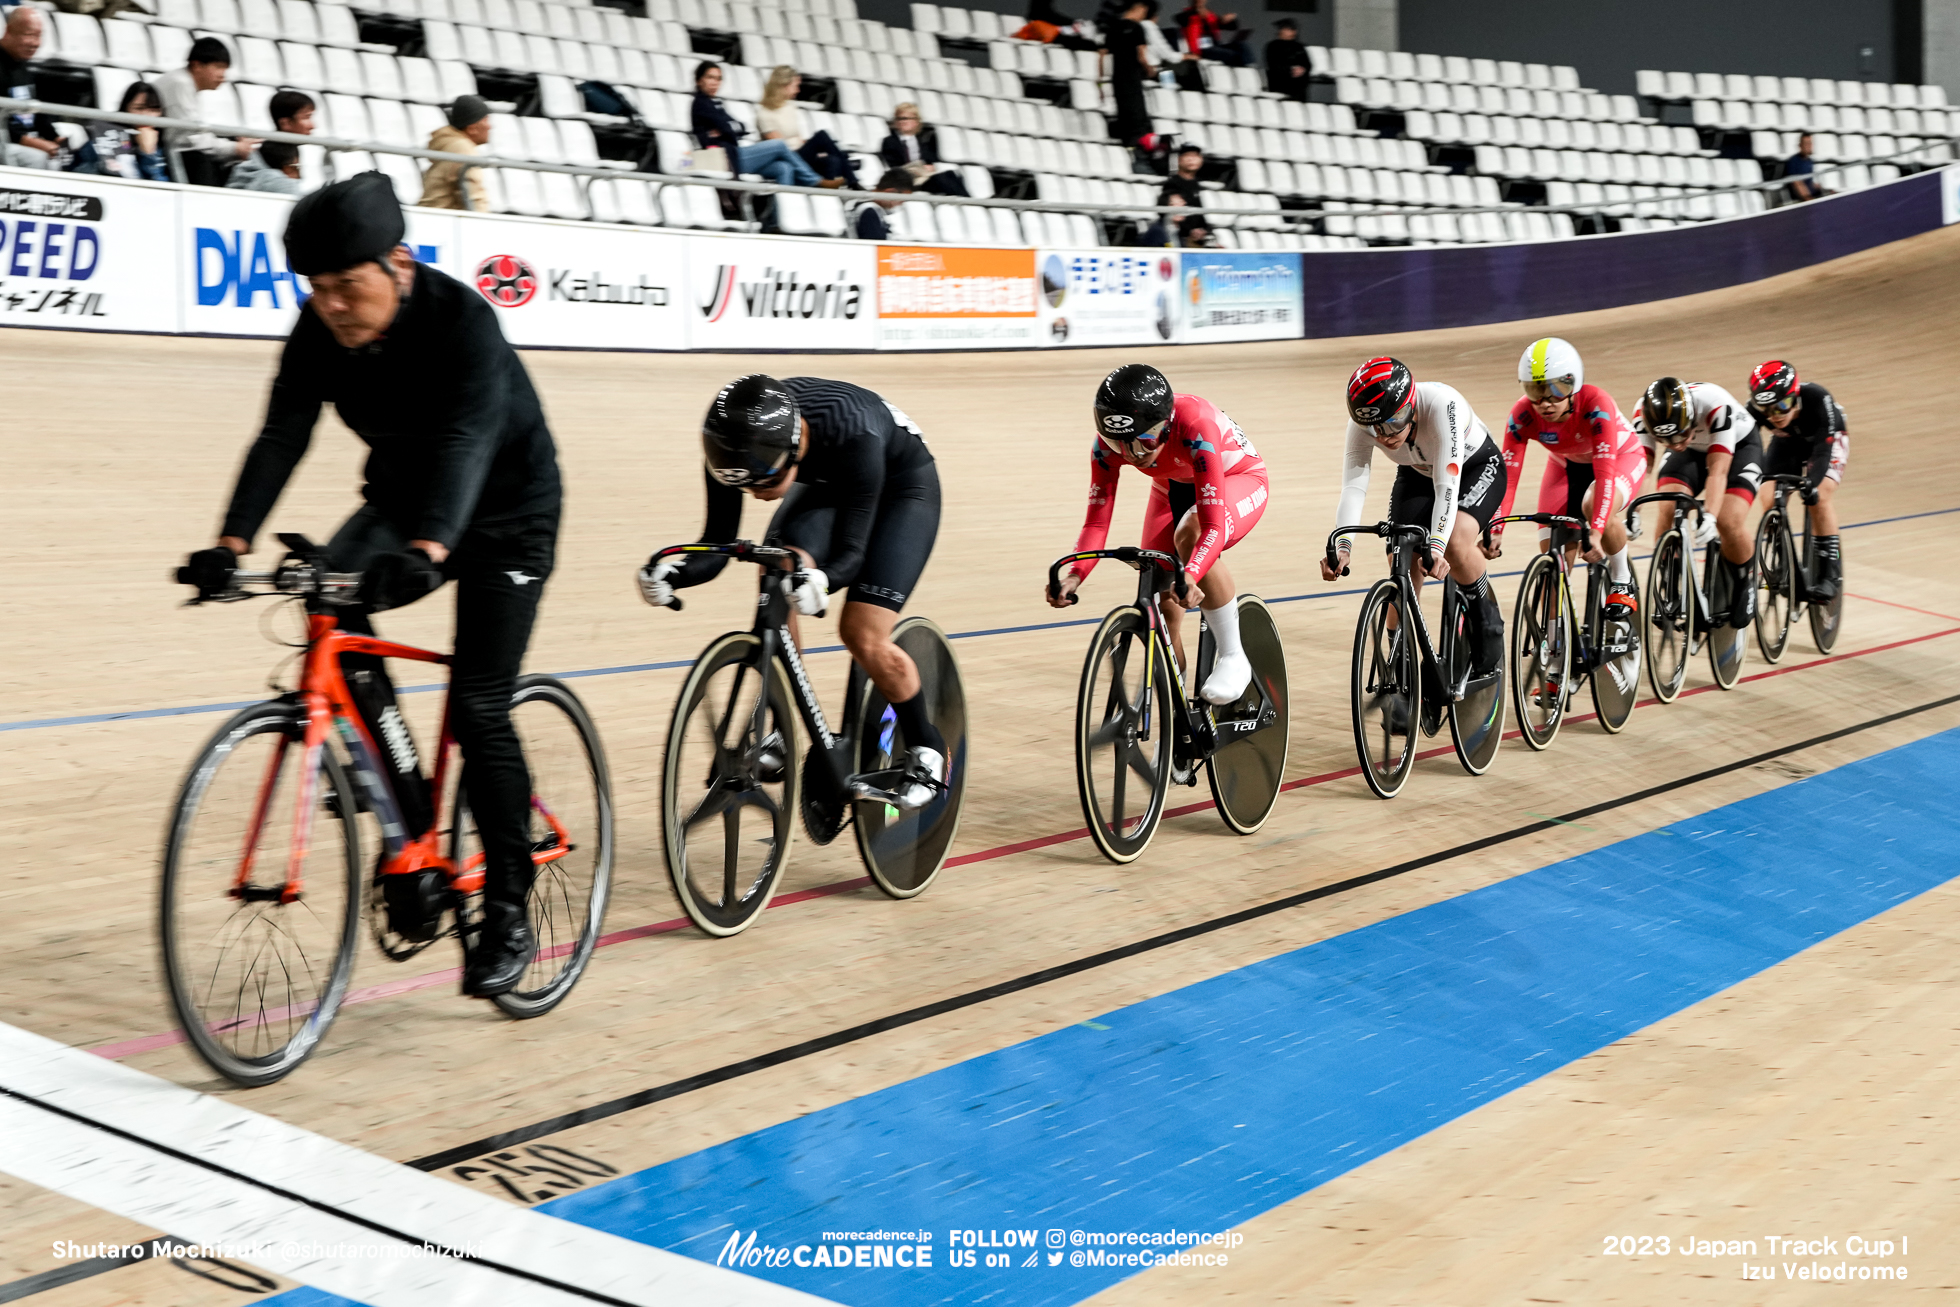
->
[1336, 381, 1503, 560]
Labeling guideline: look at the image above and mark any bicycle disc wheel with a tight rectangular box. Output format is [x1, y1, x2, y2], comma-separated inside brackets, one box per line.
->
[159, 701, 362, 1087]
[1510, 553, 1570, 751]
[1445, 590, 1505, 776]
[853, 616, 966, 898]
[1351, 581, 1419, 800]
[1644, 529, 1692, 703]
[1809, 549, 1844, 653]
[1753, 511, 1795, 664]
[663, 632, 801, 937]
[1075, 606, 1174, 863]
[450, 676, 614, 1018]
[1705, 546, 1745, 690]
[1589, 581, 1641, 734]
[1202, 595, 1288, 835]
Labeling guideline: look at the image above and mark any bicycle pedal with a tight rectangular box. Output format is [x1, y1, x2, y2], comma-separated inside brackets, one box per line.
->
[381, 869, 453, 943]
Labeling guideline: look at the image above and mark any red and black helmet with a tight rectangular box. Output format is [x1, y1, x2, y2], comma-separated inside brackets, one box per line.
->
[1347, 356, 1415, 434]
[1747, 359, 1801, 415]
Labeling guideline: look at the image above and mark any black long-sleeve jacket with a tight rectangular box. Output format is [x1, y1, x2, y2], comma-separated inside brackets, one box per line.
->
[221, 263, 561, 550]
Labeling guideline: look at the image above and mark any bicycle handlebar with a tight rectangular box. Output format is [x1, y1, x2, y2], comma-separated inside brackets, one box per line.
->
[1764, 472, 1819, 504]
[645, 540, 806, 613]
[1624, 490, 1706, 532]
[1046, 548, 1190, 607]
[1325, 522, 1431, 577]
[1485, 512, 1592, 555]
[175, 532, 362, 605]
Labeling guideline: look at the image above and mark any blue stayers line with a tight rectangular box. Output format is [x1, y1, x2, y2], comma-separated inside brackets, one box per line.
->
[10, 502, 1954, 735]
[260, 725, 1960, 1307]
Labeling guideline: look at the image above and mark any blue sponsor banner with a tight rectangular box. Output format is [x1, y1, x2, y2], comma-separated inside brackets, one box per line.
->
[1178, 250, 1303, 342]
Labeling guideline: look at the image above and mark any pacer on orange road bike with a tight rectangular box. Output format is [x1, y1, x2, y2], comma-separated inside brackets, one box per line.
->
[177, 173, 575, 1007]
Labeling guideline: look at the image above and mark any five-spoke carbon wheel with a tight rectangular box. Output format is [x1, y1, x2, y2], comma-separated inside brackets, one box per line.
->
[1511, 554, 1571, 751]
[1075, 606, 1174, 863]
[1644, 528, 1693, 703]
[1350, 580, 1419, 800]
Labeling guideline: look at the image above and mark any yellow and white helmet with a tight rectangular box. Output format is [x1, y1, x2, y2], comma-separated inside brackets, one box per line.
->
[1519, 337, 1583, 403]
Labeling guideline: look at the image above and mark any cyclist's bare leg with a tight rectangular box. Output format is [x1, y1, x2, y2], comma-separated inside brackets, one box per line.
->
[1810, 475, 1840, 534]
[839, 601, 922, 704]
[1159, 508, 1233, 673]
[1716, 490, 1755, 565]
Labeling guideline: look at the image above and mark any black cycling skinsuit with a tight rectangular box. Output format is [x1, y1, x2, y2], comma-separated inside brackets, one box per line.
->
[220, 262, 563, 910]
[676, 377, 940, 611]
[1759, 382, 1849, 490]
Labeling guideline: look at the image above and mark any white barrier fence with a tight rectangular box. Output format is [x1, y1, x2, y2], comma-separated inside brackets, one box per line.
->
[0, 165, 1303, 348]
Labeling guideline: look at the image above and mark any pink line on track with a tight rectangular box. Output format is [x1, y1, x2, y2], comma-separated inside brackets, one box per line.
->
[87, 614, 1960, 1064]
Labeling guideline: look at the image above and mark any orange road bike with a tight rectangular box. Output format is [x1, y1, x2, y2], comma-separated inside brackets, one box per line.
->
[161, 534, 613, 1086]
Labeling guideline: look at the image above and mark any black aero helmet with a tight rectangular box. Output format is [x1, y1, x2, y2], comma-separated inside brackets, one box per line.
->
[1641, 376, 1693, 445]
[1346, 356, 1415, 433]
[703, 374, 800, 487]
[1094, 363, 1174, 445]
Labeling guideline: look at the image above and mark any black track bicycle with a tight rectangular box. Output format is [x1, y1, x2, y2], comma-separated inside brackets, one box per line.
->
[1327, 523, 1505, 800]
[649, 541, 966, 935]
[1046, 547, 1288, 864]
[1628, 491, 1745, 700]
[1490, 512, 1641, 748]
[1754, 473, 1845, 660]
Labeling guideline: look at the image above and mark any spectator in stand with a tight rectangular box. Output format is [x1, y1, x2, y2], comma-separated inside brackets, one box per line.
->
[1175, 0, 1248, 68]
[1104, 0, 1157, 150]
[756, 66, 853, 185]
[1161, 141, 1205, 205]
[228, 138, 300, 192]
[880, 101, 970, 196]
[853, 168, 913, 239]
[1139, 0, 1179, 83]
[1140, 190, 1188, 246]
[270, 89, 315, 137]
[2, 7, 61, 170]
[1017, 0, 1100, 50]
[692, 61, 840, 189]
[1785, 133, 1827, 201]
[1265, 17, 1309, 99]
[419, 93, 490, 210]
[1178, 211, 1213, 246]
[68, 80, 168, 180]
[155, 37, 259, 184]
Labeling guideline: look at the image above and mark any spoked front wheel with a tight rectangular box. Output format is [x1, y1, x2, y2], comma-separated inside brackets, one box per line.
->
[1510, 553, 1571, 751]
[1445, 585, 1505, 776]
[853, 616, 967, 898]
[1644, 529, 1692, 703]
[451, 675, 614, 1018]
[1075, 606, 1174, 863]
[1754, 511, 1795, 664]
[1197, 594, 1289, 835]
[1351, 581, 1419, 800]
[159, 701, 362, 1087]
[663, 633, 801, 937]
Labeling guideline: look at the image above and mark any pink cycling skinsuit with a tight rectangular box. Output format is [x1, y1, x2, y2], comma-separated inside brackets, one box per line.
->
[1070, 393, 1270, 587]
[1495, 384, 1645, 535]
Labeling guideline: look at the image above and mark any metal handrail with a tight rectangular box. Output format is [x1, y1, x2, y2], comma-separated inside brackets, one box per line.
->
[5, 96, 1951, 226]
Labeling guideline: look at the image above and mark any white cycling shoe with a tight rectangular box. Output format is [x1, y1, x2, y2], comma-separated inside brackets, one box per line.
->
[1199, 652, 1252, 705]
[894, 746, 946, 810]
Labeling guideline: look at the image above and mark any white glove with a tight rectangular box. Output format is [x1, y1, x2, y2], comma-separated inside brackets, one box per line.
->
[638, 557, 680, 608]
[791, 567, 828, 617]
[1692, 512, 1718, 549]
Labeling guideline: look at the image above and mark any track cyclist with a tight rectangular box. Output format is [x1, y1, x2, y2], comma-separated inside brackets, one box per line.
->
[178, 174, 564, 998]
[1322, 356, 1508, 677]
[1045, 363, 1271, 705]
[1634, 376, 1763, 626]
[639, 374, 947, 808]
[1746, 359, 1848, 601]
[1491, 337, 1646, 615]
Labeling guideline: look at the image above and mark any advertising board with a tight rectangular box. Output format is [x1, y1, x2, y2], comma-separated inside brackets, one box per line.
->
[0, 167, 175, 333]
[686, 234, 877, 351]
[1033, 248, 1179, 346]
[874, 244, 1039, 349]
[451, 211, 686, 350]
[1178, 250, 1303, 342]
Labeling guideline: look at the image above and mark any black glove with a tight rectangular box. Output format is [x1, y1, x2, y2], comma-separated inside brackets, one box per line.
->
[358, 548, 445, 613]
[1799, 480, 1819, 506]
[179, 545, 238, 597]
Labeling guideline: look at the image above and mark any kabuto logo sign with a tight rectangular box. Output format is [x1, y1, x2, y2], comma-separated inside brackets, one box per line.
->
[475, 254, 539, 308]
[698, 264, 863, 321]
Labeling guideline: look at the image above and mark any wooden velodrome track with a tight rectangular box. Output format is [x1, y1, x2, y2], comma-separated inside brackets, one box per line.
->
[5, 223, 1960, 1306]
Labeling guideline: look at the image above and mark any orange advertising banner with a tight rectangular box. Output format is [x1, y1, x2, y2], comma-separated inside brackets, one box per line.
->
[876, 245, 1038, 317]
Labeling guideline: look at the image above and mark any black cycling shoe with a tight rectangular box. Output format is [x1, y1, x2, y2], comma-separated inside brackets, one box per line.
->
[1729, 562, 1758, 628]
[1472, 621, 1505, 678]
[462, 901, 535, 998]
[1810, 556, 1841, 602]
[1382, 694, 1410, 736]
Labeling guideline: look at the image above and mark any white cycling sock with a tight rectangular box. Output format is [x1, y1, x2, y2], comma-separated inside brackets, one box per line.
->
[1609, 547, 1631, 583]
[1203, 597, 1243, 661]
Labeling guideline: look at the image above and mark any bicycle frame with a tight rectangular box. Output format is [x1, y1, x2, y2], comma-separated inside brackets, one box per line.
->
[1763, 473, 1820, 604]
[222, 541, 570, 906]
[1486, 512, 1627, 676]
[1326, 523, 1477, 712]
[1626, 490, 1718, 633]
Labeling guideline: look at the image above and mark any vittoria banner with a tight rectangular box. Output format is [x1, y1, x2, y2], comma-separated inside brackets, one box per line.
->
[687, 236, 877, 351]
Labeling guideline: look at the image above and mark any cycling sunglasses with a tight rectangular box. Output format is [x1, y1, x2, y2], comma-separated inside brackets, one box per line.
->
[1754, 392, 1801, 415]
[1523, 375, 1578, 403]
[1367, 398, 1416, 439]
[1098, 417, 1171, 450]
